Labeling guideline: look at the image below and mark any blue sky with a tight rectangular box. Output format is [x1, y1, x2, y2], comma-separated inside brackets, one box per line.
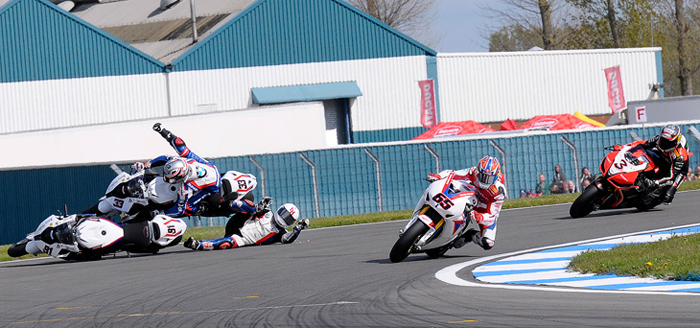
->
[432, 0, 495, 53]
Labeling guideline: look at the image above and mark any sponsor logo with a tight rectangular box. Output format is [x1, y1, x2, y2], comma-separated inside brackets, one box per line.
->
[531, 118, 558, 128]
[435, 126, 462, 137]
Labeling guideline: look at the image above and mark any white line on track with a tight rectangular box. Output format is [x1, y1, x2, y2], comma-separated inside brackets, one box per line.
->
[435, 223, 700, 296]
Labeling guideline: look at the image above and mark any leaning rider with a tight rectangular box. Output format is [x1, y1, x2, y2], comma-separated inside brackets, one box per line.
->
[426, 155, 506, 250]
[639, 124, 690, 204]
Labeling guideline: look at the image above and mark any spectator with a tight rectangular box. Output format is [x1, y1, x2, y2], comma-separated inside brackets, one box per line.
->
[579, 167, 594, 191]
[687, 166, 694, 181]
[567, 180, 576, 193]
[520, 189, 527, 198]
[535, 173, 549, 196]
[694, 165, 700, 180]
[550, 164, 567, 194]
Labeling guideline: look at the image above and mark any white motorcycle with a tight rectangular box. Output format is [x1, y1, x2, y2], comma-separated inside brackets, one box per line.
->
[7, 213, 187, 261]
[84, 164, 258, 221]
[389, 171, 479, 263]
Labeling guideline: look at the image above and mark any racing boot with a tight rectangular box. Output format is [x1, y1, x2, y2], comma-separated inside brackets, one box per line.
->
[453, 228, 479, 249]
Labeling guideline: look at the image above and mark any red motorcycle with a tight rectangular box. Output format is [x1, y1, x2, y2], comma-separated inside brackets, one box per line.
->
[569, 142, 674, 218]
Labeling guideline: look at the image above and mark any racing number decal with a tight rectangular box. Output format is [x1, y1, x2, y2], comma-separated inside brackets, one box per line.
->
[432, 193, 454, 210]
[167, 225, 176, 235]
[237, 180, 247, 190]
[614, 159, 628, 170]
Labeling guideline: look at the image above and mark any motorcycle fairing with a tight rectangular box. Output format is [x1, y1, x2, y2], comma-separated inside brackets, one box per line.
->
[75, 218, 124, 250]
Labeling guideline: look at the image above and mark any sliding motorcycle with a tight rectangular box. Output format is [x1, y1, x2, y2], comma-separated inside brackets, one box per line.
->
[7, 213, 187, 261]
[569, 142, 681, 218]
[83, 165, 258, 221]
[389, 171, 479, 263]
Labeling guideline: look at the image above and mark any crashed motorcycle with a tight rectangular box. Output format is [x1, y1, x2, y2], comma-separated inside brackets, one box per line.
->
[389, 171, 479, 263]
[569, 142, 683, 218]
[7, 213, 187, 261]
[83, 165, 258, 221]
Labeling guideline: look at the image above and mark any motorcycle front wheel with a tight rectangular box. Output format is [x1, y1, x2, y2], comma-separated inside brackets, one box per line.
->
[569, 185, 606, 218]
[7, 239, 29, 257]
[389, 223, 428, 263]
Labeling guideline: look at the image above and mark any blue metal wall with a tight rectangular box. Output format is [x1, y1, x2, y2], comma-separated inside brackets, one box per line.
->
[0, 0, 164, 83]
[171, 0, 436, 71]
[3, 124, 699, 244]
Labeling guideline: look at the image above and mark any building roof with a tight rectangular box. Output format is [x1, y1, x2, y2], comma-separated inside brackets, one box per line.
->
[68, 0, 256, 63]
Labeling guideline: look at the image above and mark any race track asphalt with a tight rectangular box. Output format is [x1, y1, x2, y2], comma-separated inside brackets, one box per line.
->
[2, 189, 700, 327]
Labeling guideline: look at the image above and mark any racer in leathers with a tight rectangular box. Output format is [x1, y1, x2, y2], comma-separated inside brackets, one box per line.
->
[426, 155, 505, 250]
[183, 202, 309, 250]
[615, 124, 690, 204]
[132, 123, 255, 217]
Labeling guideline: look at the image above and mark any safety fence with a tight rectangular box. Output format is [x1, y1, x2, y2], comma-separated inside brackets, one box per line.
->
[2, 122, 699, 244]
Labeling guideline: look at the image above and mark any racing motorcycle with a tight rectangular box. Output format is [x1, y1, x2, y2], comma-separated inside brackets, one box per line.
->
[389, 171, 479, 263]
[83, 164, 258, 221]
[569, 142, 681, 218]
[7, 213, 187, 261]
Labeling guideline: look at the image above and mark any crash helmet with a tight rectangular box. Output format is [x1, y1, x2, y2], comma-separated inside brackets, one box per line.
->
[163, 157, 190, 184]
[475, 155, 501, 189]
[657, 124, 682, 153]
[273, 203, 300, 228]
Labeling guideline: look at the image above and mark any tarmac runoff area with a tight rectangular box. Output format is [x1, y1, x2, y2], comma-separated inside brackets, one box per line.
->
[437, 224, 700, 295]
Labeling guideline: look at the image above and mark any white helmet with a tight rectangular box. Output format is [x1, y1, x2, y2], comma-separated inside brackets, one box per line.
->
[163, 157, 190, 184]
[149, 215, 187, 247]
[273, 203, 300, 228]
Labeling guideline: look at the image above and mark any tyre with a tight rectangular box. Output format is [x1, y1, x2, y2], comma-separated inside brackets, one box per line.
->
[389, 223, 428, 263]
[569, 185, 606, 218]
[7, 239, 29, 257]
[425, 245, 449, 259]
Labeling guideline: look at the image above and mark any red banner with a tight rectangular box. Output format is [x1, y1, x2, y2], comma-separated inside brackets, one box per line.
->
[604, 66, 626, 114]
[418, 79, 437, 128]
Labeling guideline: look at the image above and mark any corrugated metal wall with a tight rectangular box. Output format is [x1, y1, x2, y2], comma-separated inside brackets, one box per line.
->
[170, 0, 435, 71]
[437, 48, 661, 123]
[0, 0, 163, 83]
[4, 122, 698, 245]
[0, 74, 169, 133]
[168, 56, 429, 133]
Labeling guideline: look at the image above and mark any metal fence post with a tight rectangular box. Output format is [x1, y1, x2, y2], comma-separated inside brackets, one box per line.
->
[560, 136, 580, 193]
[364, 148, 383, 212]
[489, 140, 509, 199]
[424, 144, 441, 172]
[249, 156, 267, 198]
[630, 131, 642, 141]
[300, 153, 321, 218]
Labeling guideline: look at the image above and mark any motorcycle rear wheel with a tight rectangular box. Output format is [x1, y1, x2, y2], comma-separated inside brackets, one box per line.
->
[389, 223, 428, 263]
[7, 239, 29, 257]
[570, 185, 605, 218]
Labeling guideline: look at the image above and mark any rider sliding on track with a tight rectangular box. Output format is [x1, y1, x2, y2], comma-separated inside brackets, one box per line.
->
[613, 124, 690, 205]
[132, 123, 255, 218]
[426, 155, 505, 250]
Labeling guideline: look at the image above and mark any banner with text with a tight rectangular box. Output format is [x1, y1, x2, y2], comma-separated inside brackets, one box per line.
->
[419, 79, 437, 128]
[604, 66, 626, 114]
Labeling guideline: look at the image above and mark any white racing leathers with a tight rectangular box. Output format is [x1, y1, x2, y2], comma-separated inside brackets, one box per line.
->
[198, 211, 300, 250]
[433, 167, 505, 249]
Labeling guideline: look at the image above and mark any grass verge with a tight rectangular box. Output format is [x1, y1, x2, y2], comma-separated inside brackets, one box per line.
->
[569, 233, 700, 280]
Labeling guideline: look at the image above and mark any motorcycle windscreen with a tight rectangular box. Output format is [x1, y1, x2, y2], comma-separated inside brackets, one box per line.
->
[75, 218, 124, 249]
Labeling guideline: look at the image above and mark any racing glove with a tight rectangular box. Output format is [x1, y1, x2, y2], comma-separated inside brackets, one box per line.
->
[153, 123, 175, 142]
[131, 162, 147, 172]
[295, 218, 310, 231]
